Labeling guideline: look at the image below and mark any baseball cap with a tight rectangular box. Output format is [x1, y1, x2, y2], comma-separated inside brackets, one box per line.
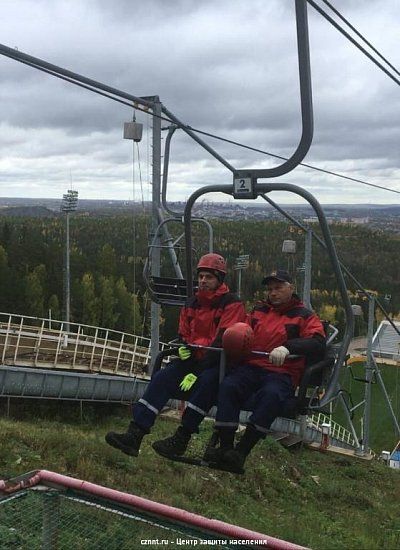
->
[262, 269, 293, 285]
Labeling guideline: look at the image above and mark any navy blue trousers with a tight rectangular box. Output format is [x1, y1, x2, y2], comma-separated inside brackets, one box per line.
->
[132, 359, 220, 433]
[215, 365, 294, 435]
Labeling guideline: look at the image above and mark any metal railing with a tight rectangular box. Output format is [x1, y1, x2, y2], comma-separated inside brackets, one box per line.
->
[309, 412, 356, 447]
[0, 312, 167, 378]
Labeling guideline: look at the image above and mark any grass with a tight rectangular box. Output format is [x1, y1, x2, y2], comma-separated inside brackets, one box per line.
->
[336, 360, 400, 452]
[0, 399, 399, 549]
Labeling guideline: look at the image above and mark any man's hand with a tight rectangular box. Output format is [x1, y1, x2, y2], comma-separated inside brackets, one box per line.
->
[178, 346, 191, 361]
[179, 373, 198, 391]
[269, 346, 290, 366]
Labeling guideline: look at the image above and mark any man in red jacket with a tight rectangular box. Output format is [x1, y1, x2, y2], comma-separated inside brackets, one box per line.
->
[105, 253, 245, 458]
[212, 269, 326, 473]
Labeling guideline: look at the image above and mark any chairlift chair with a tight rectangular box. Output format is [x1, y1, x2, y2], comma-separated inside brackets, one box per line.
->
[147, 0, 353, 462]
[150, 323, 338, 470]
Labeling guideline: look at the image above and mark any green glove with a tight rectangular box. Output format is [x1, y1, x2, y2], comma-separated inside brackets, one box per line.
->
[178, 346, 191, 361]
[180, 373, 198, 391]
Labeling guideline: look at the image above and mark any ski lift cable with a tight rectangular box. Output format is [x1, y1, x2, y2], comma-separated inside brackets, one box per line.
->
[320, 0, 400, 78]
[182, 127, 400, 196]
[306, 0, 400, 86]
[26, 55, 399, 196]
[130, 112, 147, 337]
[136, 143, 146, 212]
[141, 115, 152, 338]
[2, 46, 399, 197]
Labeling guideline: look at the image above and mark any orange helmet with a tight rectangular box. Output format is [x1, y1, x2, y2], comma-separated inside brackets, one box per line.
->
[196, 253, 227, 275]
[222, 322, 254, 359]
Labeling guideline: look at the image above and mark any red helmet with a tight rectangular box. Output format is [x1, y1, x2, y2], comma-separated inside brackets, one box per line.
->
[197, 253, 227, 275]
[222, 322, 254, 358]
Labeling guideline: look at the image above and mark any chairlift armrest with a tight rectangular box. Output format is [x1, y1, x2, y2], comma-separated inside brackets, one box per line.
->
[152, 347, 181, 377]
[297, 356, 335, 402]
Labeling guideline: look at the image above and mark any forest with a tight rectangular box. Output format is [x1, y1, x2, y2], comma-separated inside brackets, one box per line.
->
[0, 213, 398, 341]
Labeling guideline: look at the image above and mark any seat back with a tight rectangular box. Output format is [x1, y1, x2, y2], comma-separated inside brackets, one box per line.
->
[148, 276, 198, 306]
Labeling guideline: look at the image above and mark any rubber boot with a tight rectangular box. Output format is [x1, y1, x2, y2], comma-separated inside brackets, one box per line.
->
[202, 429, 221, 463]
[204, 428, 235, 466]
[219, 426, 263, 474]
[105, 421, 146, 457]
[236, 425, 264, 456]
[152, 426, 192, 458]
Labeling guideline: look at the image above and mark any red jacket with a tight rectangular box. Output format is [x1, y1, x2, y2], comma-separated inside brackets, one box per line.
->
[247, 295, 326, 387]
[178, 283, 246, 361]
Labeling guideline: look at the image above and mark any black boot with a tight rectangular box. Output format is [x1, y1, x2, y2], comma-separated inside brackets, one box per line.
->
[152, 426, 192, 458]
[204, 428, 235, 466]
[218, 426, 263, 474]
[105, 421, 146, 457]
[236, 425, 263, 456]
[202, 429, 223, 463]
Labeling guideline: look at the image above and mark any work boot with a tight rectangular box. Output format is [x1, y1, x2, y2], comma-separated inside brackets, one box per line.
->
[206, 427, 237, 469]
[236, 425, 263, 456]
[217, 426, 263, 474]
[217, 448, 246, 474]
[203, 445, 223, 464]
[105, 421, 146, 457]
[152, 426, 192, 458]
[202, 428, 231, 464]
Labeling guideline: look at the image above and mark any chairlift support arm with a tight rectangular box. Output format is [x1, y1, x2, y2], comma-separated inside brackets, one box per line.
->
[183, 182, 354, 409]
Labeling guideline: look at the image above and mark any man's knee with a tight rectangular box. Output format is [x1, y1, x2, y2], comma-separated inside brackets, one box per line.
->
[197, 368, 219, 389]
[218, 376, 243, 399]
[152, 362, 181, 384]
[256, 385, 281, 403]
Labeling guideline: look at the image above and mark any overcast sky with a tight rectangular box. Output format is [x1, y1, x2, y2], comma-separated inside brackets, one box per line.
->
[0, 0, 399, 205]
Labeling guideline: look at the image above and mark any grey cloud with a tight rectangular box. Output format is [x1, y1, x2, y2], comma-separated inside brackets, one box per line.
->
[0, 0, 398, 203]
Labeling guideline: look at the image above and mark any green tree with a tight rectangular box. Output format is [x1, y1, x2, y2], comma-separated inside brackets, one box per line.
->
[98, 276, 118, 329]
[115, 277, 142, 333]
[48, 294, 61, 322]
[98, 244, 117, 277]
[24, 264, 46, 317]
[0, 245, 12, 311]
[81, 272, 99, 327]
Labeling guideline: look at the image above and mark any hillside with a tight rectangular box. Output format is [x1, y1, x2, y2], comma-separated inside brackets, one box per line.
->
[0, 402, 399, 550]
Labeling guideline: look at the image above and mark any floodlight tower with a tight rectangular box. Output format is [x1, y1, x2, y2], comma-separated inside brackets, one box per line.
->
[61, 189, 78, 331]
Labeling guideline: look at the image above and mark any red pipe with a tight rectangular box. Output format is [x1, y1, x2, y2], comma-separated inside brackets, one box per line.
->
[1, 470, 308, 550]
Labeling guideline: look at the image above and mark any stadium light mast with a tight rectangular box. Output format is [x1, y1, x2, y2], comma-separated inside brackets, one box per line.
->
[61, 189, 78, 331]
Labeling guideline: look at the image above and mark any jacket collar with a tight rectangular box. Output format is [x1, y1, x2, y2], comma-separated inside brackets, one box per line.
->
[257, 293, 303, 314]
[195, 282, 229, 306]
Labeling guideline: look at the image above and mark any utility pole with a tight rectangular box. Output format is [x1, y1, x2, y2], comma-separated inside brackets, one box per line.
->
[124, 99, 167, 374]
[282, 239, 296, 277]
[150, 99, 162, 373]
[61, 189, 78, 332]
[359, 293, 375, 456]
[234, 255, 250, 298]
[303, 229, 312, 308]
[353, 292, 400, 457]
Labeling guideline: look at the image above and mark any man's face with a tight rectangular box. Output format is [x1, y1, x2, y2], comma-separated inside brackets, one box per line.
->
[266, 280, 294, 305]
[198, 270, 220, 291]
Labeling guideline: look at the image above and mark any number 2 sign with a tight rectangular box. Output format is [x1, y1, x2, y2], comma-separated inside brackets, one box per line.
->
[233, 176, 257, 199]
